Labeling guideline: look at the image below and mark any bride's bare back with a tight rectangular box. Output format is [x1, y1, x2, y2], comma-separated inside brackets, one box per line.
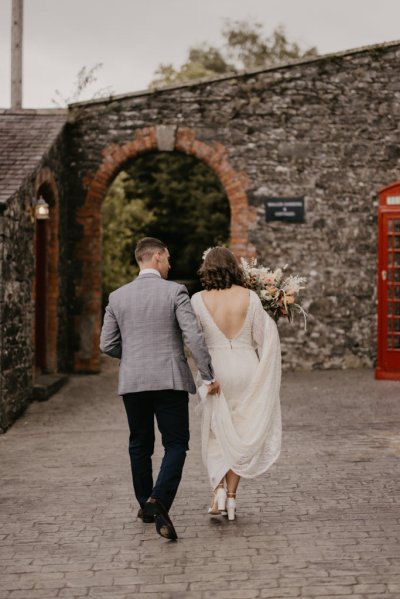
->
[201, 285, 250, 341]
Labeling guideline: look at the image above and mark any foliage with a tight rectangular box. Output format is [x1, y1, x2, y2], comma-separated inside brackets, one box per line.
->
[101, 172, 156, 299]
[150, 20, 318, 86]
[125, 152, 230, 281]
[101, 152, 230, 295]
[224, 22, 317, 69]
[52, 63, 114, 107]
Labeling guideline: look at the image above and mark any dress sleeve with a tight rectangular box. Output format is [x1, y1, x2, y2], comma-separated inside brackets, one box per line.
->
[251, 292, 266, 352]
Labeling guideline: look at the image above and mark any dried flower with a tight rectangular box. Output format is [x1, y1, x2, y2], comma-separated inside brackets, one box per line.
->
[240, 258, 308, 329]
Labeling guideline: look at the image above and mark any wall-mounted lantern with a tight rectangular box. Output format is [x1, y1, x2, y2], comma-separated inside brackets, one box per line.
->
[30, 196, 50, 222]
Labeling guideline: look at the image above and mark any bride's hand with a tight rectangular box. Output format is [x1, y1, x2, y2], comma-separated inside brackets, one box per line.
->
[207, 381, 221, 395]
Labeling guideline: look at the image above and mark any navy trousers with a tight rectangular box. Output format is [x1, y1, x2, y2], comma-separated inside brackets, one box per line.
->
[122, 390, 189, 512]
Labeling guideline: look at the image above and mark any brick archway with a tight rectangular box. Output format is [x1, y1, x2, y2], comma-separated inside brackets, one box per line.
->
[74, 126, 256, 372]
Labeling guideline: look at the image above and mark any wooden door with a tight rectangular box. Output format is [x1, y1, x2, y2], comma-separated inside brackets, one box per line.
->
[376, 183, 400, 379]
[35, 220, 48, 371]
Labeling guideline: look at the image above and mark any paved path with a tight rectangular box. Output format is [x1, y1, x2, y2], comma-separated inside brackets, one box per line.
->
[1, 358, 400, 599]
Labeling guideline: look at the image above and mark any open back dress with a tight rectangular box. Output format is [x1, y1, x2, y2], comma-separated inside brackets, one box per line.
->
[191, 289, 282, 488]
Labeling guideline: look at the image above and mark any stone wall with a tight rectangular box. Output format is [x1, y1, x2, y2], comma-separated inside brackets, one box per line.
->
[0, 182, 35, 431]
[65, 41, 400, 371]
[0, 134, 69, 432]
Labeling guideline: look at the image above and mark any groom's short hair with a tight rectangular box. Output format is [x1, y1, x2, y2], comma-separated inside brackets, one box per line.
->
[134, 237, 167, 264]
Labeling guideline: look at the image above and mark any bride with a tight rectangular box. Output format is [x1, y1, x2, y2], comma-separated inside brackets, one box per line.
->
[191, 247, 282, 521]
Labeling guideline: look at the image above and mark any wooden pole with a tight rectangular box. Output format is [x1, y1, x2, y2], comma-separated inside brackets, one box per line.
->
[11, 0, 23, 109]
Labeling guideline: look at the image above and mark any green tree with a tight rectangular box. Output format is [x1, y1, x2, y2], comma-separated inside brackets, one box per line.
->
[101, 152, 230, 296]
[101, 171, 156, 299]
[123, 152, 230, 284]
[151, 20, 317, 86]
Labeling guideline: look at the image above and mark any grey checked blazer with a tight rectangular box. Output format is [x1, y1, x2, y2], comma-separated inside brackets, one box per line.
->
[100, 273, 214, 395]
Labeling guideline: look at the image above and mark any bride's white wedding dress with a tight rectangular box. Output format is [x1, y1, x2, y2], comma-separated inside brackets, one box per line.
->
[191, 289, 282, 488]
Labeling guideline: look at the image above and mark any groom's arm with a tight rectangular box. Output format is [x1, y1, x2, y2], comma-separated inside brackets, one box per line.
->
[174, 285, 215, 383]
[100, 300, 122, 359]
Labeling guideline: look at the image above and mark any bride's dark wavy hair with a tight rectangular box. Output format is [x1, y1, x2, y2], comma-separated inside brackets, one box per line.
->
[198, 247, 246, 290]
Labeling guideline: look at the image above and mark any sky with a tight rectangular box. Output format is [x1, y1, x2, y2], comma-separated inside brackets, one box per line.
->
[1, 0, 400, 109]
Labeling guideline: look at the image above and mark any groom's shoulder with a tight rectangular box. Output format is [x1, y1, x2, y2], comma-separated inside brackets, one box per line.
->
[109, 277, 186, 299]
[163, 280, 191, 303]
[164, 279, 187, 294]
[141, 277, 184, 291]
[108, 280, 136, 300]
[141, 278, 189, 305]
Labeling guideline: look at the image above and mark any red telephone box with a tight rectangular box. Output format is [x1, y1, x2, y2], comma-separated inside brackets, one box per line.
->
[376, 182, 400, 380]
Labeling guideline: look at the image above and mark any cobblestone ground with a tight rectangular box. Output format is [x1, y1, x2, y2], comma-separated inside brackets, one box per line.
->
[1, 358, 400, 599]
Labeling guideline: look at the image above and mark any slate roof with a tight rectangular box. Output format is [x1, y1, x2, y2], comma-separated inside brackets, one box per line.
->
[0, 110, 67, 209]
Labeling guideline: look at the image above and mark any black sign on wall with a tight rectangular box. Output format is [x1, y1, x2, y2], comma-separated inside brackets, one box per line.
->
[265, 197, 305, 223]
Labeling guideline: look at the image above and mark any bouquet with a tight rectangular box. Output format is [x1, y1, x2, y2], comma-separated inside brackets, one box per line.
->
[240, 258, 308, 329]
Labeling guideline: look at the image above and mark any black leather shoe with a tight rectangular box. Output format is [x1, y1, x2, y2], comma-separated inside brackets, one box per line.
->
[143, 498, 178, 540]
[137, 507, 155, 523]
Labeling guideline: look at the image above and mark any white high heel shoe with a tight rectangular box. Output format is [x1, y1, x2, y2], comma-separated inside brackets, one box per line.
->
[208, 486, 227, 515]
[226, 493, 236, 521]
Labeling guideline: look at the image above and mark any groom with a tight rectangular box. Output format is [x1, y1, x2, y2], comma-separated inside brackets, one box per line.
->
[100, 237, 219, 540]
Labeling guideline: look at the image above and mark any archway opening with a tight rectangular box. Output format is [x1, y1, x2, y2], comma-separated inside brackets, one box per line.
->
[33, 181, 59, 374]
[101, 151, 230, 302]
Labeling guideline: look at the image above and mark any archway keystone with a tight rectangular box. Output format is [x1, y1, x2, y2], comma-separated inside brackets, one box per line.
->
[74, 126, 256, 372]
[156, 125, 176, 151]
